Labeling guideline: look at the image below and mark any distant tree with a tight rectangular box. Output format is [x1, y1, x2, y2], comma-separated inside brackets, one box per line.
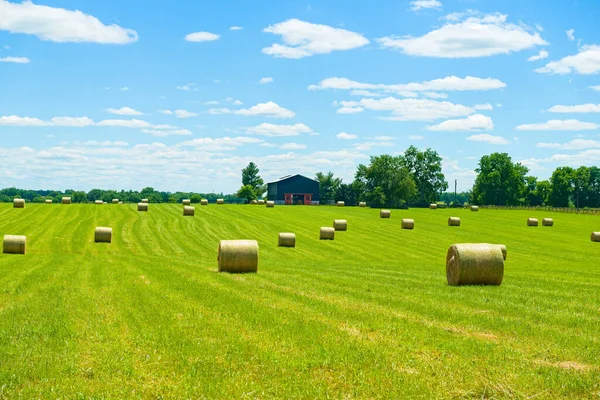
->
[241, 162, 265, 198]
[334, 181, 364, 206]
[472, 153, 528, 205]
[536, 180, 551, 206]
[236, 185, 258, 203]
[355, 154, 416, 208]
[72, 191, 87, 203]
[402, 146, 448, 205]
[315, 171, 342, 204]
[549, 167, 575, 207]
[87, 189, 104, 202]
[190, 194, 202, 203]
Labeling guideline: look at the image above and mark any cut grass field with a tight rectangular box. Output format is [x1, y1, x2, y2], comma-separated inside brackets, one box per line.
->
[0, 203, 599, 398]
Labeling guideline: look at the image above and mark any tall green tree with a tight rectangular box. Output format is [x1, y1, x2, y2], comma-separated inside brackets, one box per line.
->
[315, 171, 342, 204]
[472, 153, 528, 205]
[241, 162, 265, 198]
[236, 184, 258, 202]
[355, 154, 416, 208]
[549, 166, 575, 207]
[334, 180, 364, 206]
[402, 146, 448, 205]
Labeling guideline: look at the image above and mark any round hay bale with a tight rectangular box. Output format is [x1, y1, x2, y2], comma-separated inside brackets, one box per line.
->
[94, 227, 112, 243]
[118, 201, 123, 204]
[94, 200, 103, 205]
[138, 203, 148, 212]
[200, 199, 208, 205]
[591, 232, 600, 242]
[448, 217, 461, 226]
[359, 202, 366, 207]
[3, 235, 26, 254]
[112, 199, 119, 204]
[182, 199, 191, 205]
[13, 199, 25, 208]
[337, 201, 345, 207]
[266, 201, 275, 208]
[333, 219, 347, 231]
[402, 219, 415, 230]
[141, 199, 149, 203]
[542, 218, 553, 227]
[218, 240, 259, 273]
[430, 204, 438, 209]
[183, 206, 195, 216]
[216, 199, 224, 205]
[446, 243, 504, 286]
[61, 197, 71, 204]
[320, 227, 335, 240]
[380, 210, 391, 218]
[258, 200, 265, 205]
[250, 200, 258, 205]
[470, 205, 479, 212]
[527, 218, 539, 227]
[278, 233, 296, 247]
[45, 199, 52, 204]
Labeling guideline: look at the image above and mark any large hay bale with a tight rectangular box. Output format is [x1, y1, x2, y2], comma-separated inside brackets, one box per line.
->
[542, 218, 553, 227]
[250, 200, 258, 205]
[402, 219, 415, 230]
[138, 203, 148, 212]
[112, 199, 119, 204]
[218, 240, 259, 273]
[94, 227, 112, 243]
[380, 210, 391, 218]
[216, 199, 224, 205]
[182, 199, 191, 205]
[13, 198, 25, 208]
[183, 206, 195, 216]
[278, 233, 296, 247]
[448, 217, 461, 226]
[333, 219, 347, 231]
[430, 204, 438, 209]
[94, 200, 103, 205]
[45, 199, 52, 204]
[61, 197, 71, 204]
[258, 200, 265, 205]
[141, 198, 149, 203]
[201, 199, 208, 205]
[446, 243, 504, 286]
[359, 202, 366, 207]
[320, 227, 335, 240]
[591, 232, 600, 242]
[471, 205, 479, 212]
[266, 201, 275, 208]
[3, 235, 26, 254]
[527, 218, 539, 227]
[337, 201, 345, 207]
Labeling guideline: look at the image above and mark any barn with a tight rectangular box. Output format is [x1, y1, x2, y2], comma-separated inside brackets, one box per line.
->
[266, 174, 320, 205]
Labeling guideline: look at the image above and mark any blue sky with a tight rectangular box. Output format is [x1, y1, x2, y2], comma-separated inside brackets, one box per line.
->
[1, 0, 600, 193]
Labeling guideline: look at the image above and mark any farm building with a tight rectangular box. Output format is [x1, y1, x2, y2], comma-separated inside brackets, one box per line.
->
[266, 174, 320, 205]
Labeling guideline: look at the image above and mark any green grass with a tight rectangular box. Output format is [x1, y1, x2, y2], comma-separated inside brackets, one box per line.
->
[0, 203, 599, 398]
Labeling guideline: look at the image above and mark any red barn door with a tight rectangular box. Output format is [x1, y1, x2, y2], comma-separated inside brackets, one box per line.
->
[304, 194, 312, 205]
[284, 193, 293, 205]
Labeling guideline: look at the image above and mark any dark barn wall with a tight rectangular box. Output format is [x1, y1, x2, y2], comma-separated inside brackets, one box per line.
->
[267, 175, 320, 201]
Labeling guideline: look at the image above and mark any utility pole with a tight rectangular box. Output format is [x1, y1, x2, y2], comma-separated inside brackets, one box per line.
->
[454, 179, 457, 206]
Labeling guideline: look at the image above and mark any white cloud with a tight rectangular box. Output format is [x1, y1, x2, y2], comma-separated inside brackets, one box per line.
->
[349, 89, 384, 97]
[259, 77, 274, 84]
[184, 31, 220, 42]
[50, 116, 95, 127]
[176, 83, 197, 91]
[426, 114, 493, 131]
[527, 50, 548, 62]
[466, 133, 509, 145]
[410, 0, 442, 11]
[337, 106, 364, 114]
[516, 119, 599, 131]
[97, 119, 151, 129]
[422, 91, 448, 99]
[535, 142, 562, 149]
[158, 109, 173, 115]
[232, 100, 243, 105]
[356, 97, 475, 121]
[337, 132, 357, 140]
[229, 26, 243, 31]
[0, 115, 46, 126]
[548, 104, 600, 113]
[210, 101, 295, 118]
[0, 0, 137, 44]
[280, 142, 306, 150]
[566, 29, 575, 41]
[106, 107, 143, 116]
[262, 19, 369, 59]
[120, 87, 130, 91]
[536, 139, 600, 150]
[590, 85, 600, 92]
[473, 103, 493, 110]
[245, 123, 313, 137]
[0, 56, 29, 63]
[353, 141, 395, 151]
[180, 136, 262, 151]
[409, 135, 424, 140]
[0, 115, 94, 127]
[158, 109, 198, 118]
[535, 45, 600, 75]
[377, 12, 546, 58]
[141, 128, 192, 137]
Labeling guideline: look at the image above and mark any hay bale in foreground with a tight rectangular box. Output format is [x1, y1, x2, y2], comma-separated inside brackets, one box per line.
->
[448, 217, 461, 226]
[527, 218, 539, 227]
[542, 218, 553, 227]
[183, 206, 195, 216]
[13, 199, 25, 208]
[218, 240, 259, 273]
[430, 204, 437, 209]
[141, 199, 149, 203]
[94, 227, 112, 243]
[216, 199, 224, 205]
[45, 199, 52, 204]
[94, 200, 103, 205]
[402, 219, 415, 230]
[591, 232, 600, 242]
[470, 205, 479, 212]
[266, 201, 275, 208]
[320, 227, 335, 240]
[258, 200, 265, 205]
[446, 243, 504, 286]
[3, 235, 26, 254]
[359, 202, 366, 207]
[337, 201, 345, 207]
[138, 203, 148, 212]
[112, 199, 119, 204]
[278, 233, 296, 247]
[333, 219, 347, 231]
[380, 210, 391, 218]
[182, 199, 191, 205]
[201, 199, 208, 205]
[61, 197, 71, 204]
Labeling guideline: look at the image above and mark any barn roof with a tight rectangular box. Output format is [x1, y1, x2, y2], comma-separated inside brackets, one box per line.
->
[267, 174, 318, 184]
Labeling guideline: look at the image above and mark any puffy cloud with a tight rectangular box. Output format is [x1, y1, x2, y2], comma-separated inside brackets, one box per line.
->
[209, 101, 295, 118]
[354, 97, 475, 121]
[184, 31, 220, 42]
[426, 114, 493, 131]
[0, 115, 46, 126]
[50, 116, 95, 127]
[410, 0, 442, 11]
[140, 128, 192, 137]
[97, 119, 152, 129]
[535, 45, 600, 75]
[516, 119, 599, 131]
[260, 77, 274, 84]
[473, 103, 493, 110]
[229, 26, 243, 31]
[566, 29, 575, 41]
[337, 132, 357, 140]
[106, 107, 143, 116]
[180, 136, 262, 151]
[548, 104, 600, 113]
[527, 50, 548, 62]
[337, 106, 364, 114]
[466, 133, 510, 145]
[536, 139, 600, 150]
[0, 115, 93, 127]
[280, 142, 306, 150]
[0, 56, 29, 63]
[590, 85, 600, 92]
[245, 123, 313, 137]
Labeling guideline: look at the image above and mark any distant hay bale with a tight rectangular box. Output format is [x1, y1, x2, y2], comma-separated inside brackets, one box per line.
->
[201, 199, 208, 205]
[448, 217, 461, 226]
[112, 199, 119, 204]
[45, 199, 52, 204]
[94, 227, 112, 243]
[542, 218, 553, 227]
[61, 197, 71, 204]
[217, 199, 224, 205]
[337, 201, 345, 207]
[333, 219, 347, 231]
[94, 200, 103, 205]
[13, 199, 25, 208]
[218, 240, 259, 273]
[591, 232, 600, 242]
[118, 201, 123, 204]
[266, 201, 275, 208]
[250, 200, 258, 205]
[320, 227, 335, 240]
[380, 210, 391, 218]
[138, 203, 148, 212]
[102, 202, 107, 204]
[359, 202, 366, 207]
[430, 204, 437, 209]
[258, 200, 265, 205]
[471, 205, 479, 212]
[527, 218, 539, 227]
[278, 233, 296, 247]
[183, 206, 195, 216]
[3, 235, 26, 254]
[446, 243, 504, 286]
[402, 219, 415, 230]
[182, 199, 191, 205]
[141, 199, 149, 203]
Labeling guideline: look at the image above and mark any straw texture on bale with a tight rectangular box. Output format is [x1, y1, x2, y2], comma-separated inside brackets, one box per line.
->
[380, 210, 391, 218]
[95, 200, 103, 205]
[138, 203, 148, 212]
[320, 227, 335, 240]
[429, 204, 437, 209]
[45, 199, 52, 204]
[258, 200, 265, 205]
[3, 235, 26, 254]
[333, 219, 347, 231]
[266, 201, 275, 208]
[527, 218, 539, 227]
[278, 233, 296, 247]
[217, 199, 224, 204]
[359, 202, 366, 207]
[448, 217, 461, 227]
[337, 201, 345, 207]
[542, 218, 553, 227]
[402, 219, 415, 230]
[446, 243, 504, 286]
[61, 197, 71, 204]
[250, 200, 258, 205]
[13, 199, 24, 208]
[591, 232, 600, 242]
[112, 199, 119, 204]
[183, 206, 195, 216]
[470, 205, 479, 212]
[141, 199, 149, 203]
[182, 199, 191, 205]
[94, 227, 112, 243]
[218, 240, 259, 273]
[201, 199, 208, 205]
